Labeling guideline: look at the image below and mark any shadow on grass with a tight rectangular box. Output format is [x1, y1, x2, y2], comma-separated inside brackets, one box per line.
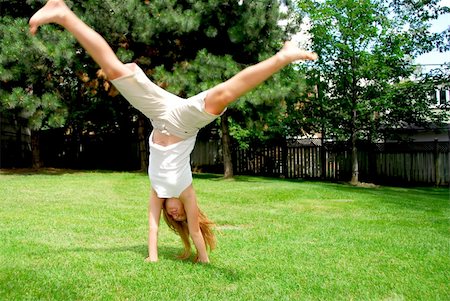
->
[62, 244, 181, 261]
[0, 168, 80, 175]
[192, 173, 224, 180]
[1, 266, 85, 300]
[193, 172, 305, 184]
[60, 244, 242, 279]
[326, 182, 450, 212]
[334, 182, 449, 198]
[0, 168, 145, 176]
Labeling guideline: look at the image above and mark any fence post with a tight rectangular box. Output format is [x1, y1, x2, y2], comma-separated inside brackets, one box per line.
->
[282, 140, 288, 178]
[434, 138, 440, 186]
[321, 136, 326, 179]
[448, 127, 450, 189]
[368, 141, 376, 183]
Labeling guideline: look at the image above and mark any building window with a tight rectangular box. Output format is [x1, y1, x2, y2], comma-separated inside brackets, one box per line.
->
[435, 89, 450, 108]
[439, 90, 447, 105]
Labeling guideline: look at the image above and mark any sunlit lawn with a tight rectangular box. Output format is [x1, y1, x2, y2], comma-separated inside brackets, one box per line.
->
[0, 170, 449, 300]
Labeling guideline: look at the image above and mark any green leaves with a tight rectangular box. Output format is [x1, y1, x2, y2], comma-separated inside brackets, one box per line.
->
[0, 88, 67, 130]
[153, 49, 240, 96]
[298, 0, 447, 142]
[0, 15, 70, 131]
[1, 88, 31, 110]
[1, 0, 302, 148]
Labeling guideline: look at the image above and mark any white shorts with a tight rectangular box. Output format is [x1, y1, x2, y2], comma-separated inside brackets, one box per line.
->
[111, 63, 223, 139]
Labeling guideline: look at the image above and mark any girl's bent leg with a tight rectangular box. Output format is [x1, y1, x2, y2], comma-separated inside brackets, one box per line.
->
[29, 0, 131, 80]
[204, 41, 318, 115]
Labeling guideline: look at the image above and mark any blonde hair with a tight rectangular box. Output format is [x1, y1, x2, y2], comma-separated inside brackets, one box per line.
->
[162, 203, 216, 260]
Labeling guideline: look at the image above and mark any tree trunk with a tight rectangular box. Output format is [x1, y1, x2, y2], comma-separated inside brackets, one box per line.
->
[350, 54, 359, 185]
[350, 134, 359, 184]
[320, 128, 326, 179]
[31, 130, 42, 169]
[367, 135, 376, 183]
[220, 113, 233, 179]
[350, 109, 359, 184]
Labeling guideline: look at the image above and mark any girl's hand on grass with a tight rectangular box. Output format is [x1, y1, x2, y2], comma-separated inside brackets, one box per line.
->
[145, 256, 158, 263]
[194, 254, 210, 264]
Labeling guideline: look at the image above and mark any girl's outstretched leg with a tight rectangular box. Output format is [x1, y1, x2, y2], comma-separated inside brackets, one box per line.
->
[204, 41, 318, 115]
[29, 0, 130, 80]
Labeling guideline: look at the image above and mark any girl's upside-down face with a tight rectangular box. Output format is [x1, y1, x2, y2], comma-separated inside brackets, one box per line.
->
[165, 198, 186, 221]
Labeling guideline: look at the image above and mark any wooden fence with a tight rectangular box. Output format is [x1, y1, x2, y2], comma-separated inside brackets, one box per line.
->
[370, 141, 449, 186]
[3, 122, 448, 186]
[192, 139, 450, 186]
[0, 114, 31, 168]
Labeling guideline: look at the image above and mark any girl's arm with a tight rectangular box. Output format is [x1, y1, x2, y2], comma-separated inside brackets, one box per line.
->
[179, 186, 209, 263]
[146, 189, 163, 262]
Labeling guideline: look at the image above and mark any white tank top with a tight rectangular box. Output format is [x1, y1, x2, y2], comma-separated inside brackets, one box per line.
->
[148, 131, 196, 198]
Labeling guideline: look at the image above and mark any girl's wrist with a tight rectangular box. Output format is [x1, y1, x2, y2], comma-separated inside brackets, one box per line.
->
[195, 253, 209, 263]
[145, 255, 158, 262]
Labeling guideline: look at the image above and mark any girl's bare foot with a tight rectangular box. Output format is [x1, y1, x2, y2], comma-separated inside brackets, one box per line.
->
[29, 0, 70, 35]
[278, 41, 318, 63]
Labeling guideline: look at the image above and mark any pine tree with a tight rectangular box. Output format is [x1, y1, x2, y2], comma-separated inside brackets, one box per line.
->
[1, 0, 304, 173]
[0, 13, 75, 167]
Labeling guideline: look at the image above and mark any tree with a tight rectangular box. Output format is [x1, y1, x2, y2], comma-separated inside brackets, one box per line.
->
[297, 0, 449, 184]
[55, 0, 301, 175]
[147, 0, 299, 178]
[1, 0, 148, 169]
[0, 14, 74, 168]
[2, 0, 306, 173]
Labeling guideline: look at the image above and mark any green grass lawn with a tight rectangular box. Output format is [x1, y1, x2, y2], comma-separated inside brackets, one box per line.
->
[0, 170, 448, 301]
